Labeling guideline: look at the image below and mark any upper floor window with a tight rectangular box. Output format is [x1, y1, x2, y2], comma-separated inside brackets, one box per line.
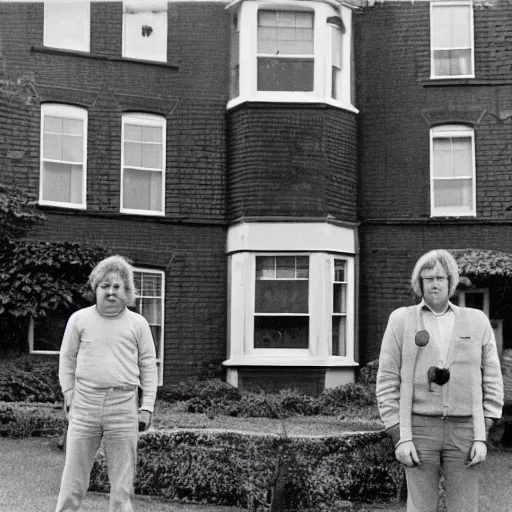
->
[44, 0, 90, 52]
[121, 113, 166, 216]
[257, 10, 314, 92]
[123, 0, 168, 62]
[430, 1, 474, 79]
[430, 124, 476, 217]
[40, 104, 87, 209]
[134, 268, 165, 385]
[228, 0, 356, 112]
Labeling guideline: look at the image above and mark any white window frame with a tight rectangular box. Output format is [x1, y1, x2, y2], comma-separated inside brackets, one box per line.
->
[430, 124, 476, 217]
[39, 103, 88, 209]
[122, 0, 168, 62]
[456, 288, 489, 317]
[133, 267, 165, 386]
[121, 113, 166, 216]
[225, 222, 357, 368]
[44, 0, 90, 52]
[227, 0, 357, 113]
[430, 0, 474, 79]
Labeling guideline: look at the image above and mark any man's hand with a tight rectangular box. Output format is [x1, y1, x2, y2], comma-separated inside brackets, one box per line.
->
[138, 410, 152, 432]
[395, 440, 421, 467]
[468, 441, 487, 467]
[63, 390, 74, 419]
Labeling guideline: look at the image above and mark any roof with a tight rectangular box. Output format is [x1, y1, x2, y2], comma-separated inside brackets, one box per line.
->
[450, 248, 512, 278]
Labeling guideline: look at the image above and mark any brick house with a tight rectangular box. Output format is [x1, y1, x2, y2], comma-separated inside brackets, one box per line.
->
[355, 0, 512, 365]
[2, 0, 510, 392]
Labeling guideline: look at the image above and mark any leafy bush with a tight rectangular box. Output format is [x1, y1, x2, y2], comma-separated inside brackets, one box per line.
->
[89, 429, 404, 511]
[0, 354, 61, 403]
[0, 403, 66, 438]
[358, 359, 379, 386]
[159, 375, 379, 420]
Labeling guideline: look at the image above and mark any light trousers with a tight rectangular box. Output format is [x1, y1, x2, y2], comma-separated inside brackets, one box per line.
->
[405, 415, 481, 512]
[55, 380, 139, 512]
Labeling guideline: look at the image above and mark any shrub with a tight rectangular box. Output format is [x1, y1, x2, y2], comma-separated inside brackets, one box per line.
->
[358, 359, 379, 386]
[0, 354, 61, 403]
[319, 382, 377, 415]
[0, 403, 66, 438]
[89, 429, 404, 511]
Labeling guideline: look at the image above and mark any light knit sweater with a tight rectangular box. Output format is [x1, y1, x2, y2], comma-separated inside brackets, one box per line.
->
[59, 305, 158, 413]
[376, 303, 503, 443]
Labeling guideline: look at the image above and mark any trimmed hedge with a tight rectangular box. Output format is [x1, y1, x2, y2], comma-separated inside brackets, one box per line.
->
[0, 403, 66, 438]
[0, 354, 61, 403]
[90, 429, 404, 511]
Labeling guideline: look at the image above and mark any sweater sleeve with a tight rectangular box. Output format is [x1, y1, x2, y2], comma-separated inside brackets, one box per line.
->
[59, 311, 81, 394]
[481, 318, 504, 421]
[137, 317, 158, 413]
[376, 308, 404, 432]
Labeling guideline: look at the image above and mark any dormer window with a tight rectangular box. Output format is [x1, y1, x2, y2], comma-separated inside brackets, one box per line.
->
[228, 0, 356, 112]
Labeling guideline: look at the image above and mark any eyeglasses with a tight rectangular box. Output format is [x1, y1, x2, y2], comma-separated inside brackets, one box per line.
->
[421, 276, 448, 284]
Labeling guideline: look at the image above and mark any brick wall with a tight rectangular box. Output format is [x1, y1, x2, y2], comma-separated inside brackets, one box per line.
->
[355, 1, 512, 364]
[354, 2, 512, 221]
[227, 105, 358, 221]
[0, 1, 231, 382]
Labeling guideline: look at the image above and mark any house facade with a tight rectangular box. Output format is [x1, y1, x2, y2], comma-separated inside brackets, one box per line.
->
[2, 0, 511, 391]
[355, 0, 512, 363]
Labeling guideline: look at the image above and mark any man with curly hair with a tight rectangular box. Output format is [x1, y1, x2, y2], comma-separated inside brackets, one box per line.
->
[55, 255, 158, 512]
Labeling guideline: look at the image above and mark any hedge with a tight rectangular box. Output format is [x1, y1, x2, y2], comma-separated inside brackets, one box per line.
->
[89, 429, 404, 511]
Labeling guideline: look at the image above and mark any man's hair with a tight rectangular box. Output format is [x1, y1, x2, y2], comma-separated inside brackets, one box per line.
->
[88, 255, 135, 306]
[410, 249, 459, 299]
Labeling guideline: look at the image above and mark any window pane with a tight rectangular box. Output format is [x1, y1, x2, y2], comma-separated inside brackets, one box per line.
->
[334, 259, 346, 282]
[433, 138, 453, 178]
[258, 58, 314, 91]
[255, 280, 308, 313]
[451, 5, 471, 47]
[452, 137, 472, 176]
[44, 116, 63, 134]
[63, 118, 83, 136]
[33, 309, 69, 352]
[125, 141, 142, 167]
[42, 161, 82, 203]
[140, 273, 162, 296]
[43, 133, 63, 160]
[254, 316, 308, 349]
[143, 126, 162, 143]
[333, 283, 347, 314]
[296, 256, 309, 279]
[150, 325, 161, 357]
[433, 49, 471, 76]
[142, 298, 162, 325]
[434, 178, 472, 208]
[62, 134, 83, 162]
[142, 143, 162, 169]
[45, 1, 89, 51]
[123, 168, 162, 211]
[332, 316, 346, 356]
[256, 256, 275, 279]
[275, 256, 295, 279]
[125, 124, 142, 142]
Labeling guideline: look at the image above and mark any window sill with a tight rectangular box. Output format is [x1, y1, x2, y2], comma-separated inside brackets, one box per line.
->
[223, 357, 358, 367]
[419, 77, 512, 87]
[39, 201, 86, 210]
[31, 46, 179, 70]
[227, 95, 358, 114]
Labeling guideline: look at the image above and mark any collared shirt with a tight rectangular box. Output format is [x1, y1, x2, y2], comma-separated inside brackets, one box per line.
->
[420, 300, 455, 366]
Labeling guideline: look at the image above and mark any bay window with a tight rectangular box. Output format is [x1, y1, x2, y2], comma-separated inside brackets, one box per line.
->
[228, 0, 356, 111]
[225, 222, 357, 386]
